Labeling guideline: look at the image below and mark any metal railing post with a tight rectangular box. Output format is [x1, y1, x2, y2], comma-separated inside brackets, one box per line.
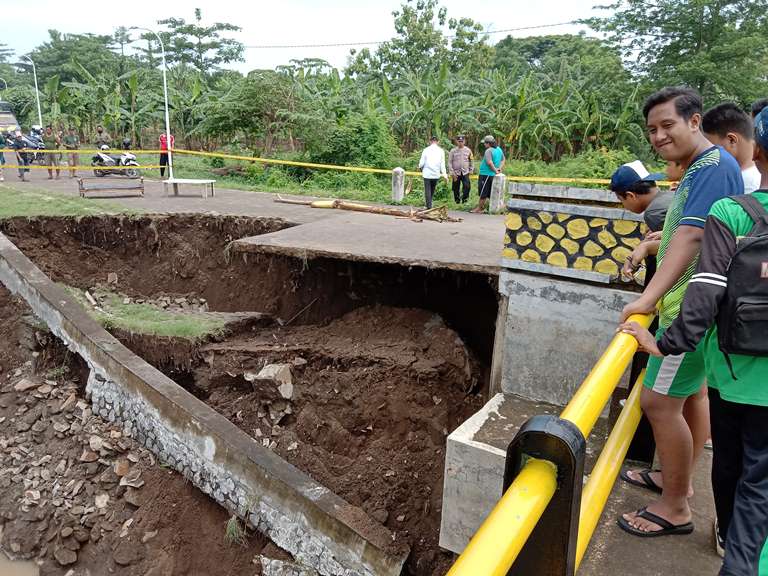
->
[503, 415, 586, 576]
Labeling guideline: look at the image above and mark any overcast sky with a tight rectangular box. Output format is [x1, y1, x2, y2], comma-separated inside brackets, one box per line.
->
[2, 0, 606, 72]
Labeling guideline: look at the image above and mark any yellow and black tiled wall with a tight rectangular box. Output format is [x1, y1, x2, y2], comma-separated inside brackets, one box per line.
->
[502, 208, 648, 278]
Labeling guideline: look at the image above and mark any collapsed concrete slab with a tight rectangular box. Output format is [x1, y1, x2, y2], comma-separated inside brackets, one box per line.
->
[0, 232, 408, 576]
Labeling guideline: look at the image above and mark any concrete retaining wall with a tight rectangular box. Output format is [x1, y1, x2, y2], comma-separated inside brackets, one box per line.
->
[0, 232, 408, 576]
[498, 270, 636, 406]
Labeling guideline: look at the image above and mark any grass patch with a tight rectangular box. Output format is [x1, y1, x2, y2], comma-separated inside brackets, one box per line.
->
[0, 183, 134, 218]
[224, 515, 247, 546]
[67, 287, 226, 340]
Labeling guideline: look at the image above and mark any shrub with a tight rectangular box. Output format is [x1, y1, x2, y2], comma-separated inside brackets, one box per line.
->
[313, 113, 400, 169]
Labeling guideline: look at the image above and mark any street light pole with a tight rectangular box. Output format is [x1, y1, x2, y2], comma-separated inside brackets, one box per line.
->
[130, 27, 173, 179]
[22, 56, 43, 127]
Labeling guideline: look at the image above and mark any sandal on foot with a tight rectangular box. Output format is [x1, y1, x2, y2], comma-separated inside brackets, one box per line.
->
[620, 468, 663, 494]
[617, 507, 694, 538]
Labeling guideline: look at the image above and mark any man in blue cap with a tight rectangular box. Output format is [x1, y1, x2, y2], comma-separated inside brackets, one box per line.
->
[610, 160, 672, 280]
[620, 108, 768, 575]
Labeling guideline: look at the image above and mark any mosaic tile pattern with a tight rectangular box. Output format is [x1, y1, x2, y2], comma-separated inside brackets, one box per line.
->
[502, 209, 648, 277]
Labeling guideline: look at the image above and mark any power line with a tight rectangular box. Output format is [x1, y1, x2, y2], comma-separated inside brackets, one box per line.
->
[244, 20, 579, 49]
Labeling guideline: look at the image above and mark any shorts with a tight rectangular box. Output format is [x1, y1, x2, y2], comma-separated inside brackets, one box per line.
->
[643, 326, 706, 397]
[478, 174, 493, 199]
[46, 152, 60, 166]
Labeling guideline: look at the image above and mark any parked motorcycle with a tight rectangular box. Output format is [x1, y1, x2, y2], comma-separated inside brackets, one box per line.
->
[24, 126, 46, 164]
[91, 145, 140, 178]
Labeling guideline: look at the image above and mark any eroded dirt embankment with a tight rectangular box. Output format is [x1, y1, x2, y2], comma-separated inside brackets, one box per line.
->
[1, 214, 499, 575]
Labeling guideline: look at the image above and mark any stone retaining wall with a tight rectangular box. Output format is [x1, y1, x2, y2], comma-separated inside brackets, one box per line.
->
[0, 231, 407, 576]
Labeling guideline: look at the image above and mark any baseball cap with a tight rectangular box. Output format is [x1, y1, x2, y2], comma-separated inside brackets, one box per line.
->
[610, 160, 665, 194]
[755, 109, 768, 151]
[482, 135, 496, 145]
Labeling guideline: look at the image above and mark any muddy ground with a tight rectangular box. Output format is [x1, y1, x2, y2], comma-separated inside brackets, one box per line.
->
[0, 214, 499, 575]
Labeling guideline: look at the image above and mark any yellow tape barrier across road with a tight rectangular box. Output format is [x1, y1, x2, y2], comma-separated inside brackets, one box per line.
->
[0, 147, 673, 187]
[1, 165, 162, 170]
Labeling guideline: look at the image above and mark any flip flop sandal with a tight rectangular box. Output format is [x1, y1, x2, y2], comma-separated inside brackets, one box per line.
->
[620, 468, 663, 494]
[617, 507, 694, 538]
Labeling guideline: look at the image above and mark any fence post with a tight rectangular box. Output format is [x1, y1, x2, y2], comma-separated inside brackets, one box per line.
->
[490, 173, 507, 212]
[504, 415, 585, 576]
[392, 167, 405, 202]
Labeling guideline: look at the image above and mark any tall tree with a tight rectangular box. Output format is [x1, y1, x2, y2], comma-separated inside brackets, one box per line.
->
[586, 0, 768, 105]
[28, 31, 122, 83]
[157, 8, 244, 76]
[347, 0, 490, 80]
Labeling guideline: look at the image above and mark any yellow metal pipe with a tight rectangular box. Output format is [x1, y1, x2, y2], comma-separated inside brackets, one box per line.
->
[559, 313, 653, 437]
[575, 371, 645, 569]
[446, 459, 558, 576]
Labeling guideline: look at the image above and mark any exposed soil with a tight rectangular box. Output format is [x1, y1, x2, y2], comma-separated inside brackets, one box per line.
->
[0, 287, 290, 576]
[198, 305, 484, 574]
[0, 214, 500, 575]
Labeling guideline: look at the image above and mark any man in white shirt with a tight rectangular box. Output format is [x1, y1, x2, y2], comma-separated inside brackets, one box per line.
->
[703, 102, 761, 193]
[418, 136, 448, 208]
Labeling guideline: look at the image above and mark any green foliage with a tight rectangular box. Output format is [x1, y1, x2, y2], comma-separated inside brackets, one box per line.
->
[157, 8, 244, 76]
[504, 147, 639, 180]
[313, 113, 400, 168]
[586, 0, 768, 105]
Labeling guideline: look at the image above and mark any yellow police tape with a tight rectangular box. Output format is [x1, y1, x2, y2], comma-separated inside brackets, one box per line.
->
[0, 147, 670, 187]
[2, 165, 162, 170]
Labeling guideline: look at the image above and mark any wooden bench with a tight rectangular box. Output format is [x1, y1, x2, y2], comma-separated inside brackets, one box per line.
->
[163, 178, 216, 199]
[78, 177, 144, 198]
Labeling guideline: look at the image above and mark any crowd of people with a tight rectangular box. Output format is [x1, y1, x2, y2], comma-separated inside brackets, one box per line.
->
[605, 87, 768, 576]
[417, 133, 506, 212]
[0, 125, 174, 181]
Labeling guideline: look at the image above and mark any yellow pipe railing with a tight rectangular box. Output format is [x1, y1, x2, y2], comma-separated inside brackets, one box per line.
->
[575, 370, 645, 569]
[446, 459, 558, 576]
[560, 314, 653, 437]
[447, 313, 653, 576]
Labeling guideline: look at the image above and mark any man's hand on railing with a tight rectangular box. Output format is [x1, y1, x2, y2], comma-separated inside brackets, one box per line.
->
[619, 321, 662, 356]
[620, 297, 657, 323]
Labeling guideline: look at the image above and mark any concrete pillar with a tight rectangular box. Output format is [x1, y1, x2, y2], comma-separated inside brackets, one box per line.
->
[490, 173, 507, 212]
[391, 167, 405, 202]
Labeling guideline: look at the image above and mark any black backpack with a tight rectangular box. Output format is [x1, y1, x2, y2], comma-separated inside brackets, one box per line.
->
[716, 195, 768, 371]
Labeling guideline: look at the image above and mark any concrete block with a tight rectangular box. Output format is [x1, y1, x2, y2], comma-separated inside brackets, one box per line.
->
[439, 393, 558, 553]
[391, 167, 405, 202]
[490, 173, 507, 213]
[497, 270, 636, 406]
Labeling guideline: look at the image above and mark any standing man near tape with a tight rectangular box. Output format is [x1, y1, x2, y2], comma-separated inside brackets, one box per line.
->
[42, 125, 61, 180]
[418, 135, 447, 209]
[159, 132, 174, 179]
[62, 126, 79, 178]
[473, 135, 504, 213]
[448, 135, 473, 204]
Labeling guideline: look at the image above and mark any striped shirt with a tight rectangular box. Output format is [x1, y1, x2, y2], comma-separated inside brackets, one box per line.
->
[657, 146, 743, 327]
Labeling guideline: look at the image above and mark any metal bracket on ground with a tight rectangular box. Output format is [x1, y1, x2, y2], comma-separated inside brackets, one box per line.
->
[503, 414, 586, 576]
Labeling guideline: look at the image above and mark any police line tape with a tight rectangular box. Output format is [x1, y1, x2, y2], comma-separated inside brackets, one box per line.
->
[0, 147, 666, 187]
[0, 149, 165, 154]
[1, 165, 163, 170]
